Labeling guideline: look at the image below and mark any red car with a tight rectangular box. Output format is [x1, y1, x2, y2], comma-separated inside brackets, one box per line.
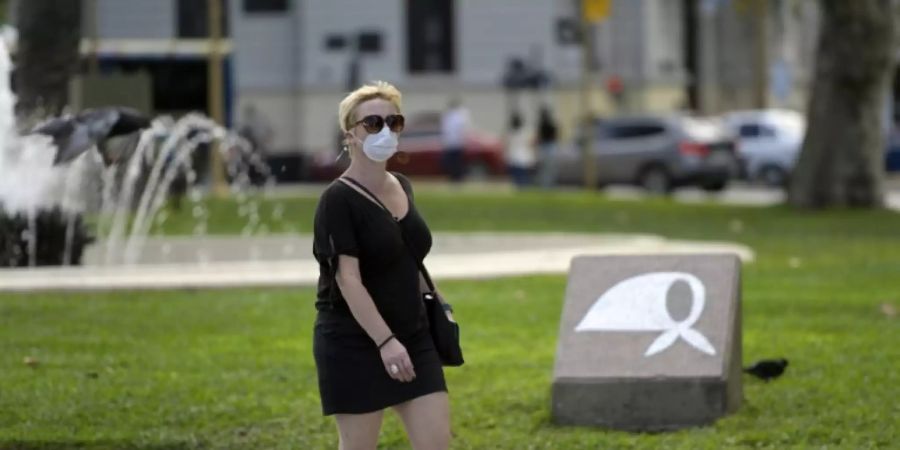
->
[308, 112, 505, 180]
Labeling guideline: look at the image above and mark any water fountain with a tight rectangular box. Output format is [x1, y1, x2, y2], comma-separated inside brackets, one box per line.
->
[0, 41, 756, 292]
[0, 40, 273, 269]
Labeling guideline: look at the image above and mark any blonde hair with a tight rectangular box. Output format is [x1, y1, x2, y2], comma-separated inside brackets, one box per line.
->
[338, 81, 403, 132]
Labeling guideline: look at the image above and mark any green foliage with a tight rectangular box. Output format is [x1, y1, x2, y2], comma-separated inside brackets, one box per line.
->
[2, 191, 899, 448]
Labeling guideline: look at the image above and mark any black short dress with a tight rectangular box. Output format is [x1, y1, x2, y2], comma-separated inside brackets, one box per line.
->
[311, 172, 446, 415]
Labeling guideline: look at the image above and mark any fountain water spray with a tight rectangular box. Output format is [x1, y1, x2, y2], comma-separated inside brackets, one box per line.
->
[0, 40, 273, 268]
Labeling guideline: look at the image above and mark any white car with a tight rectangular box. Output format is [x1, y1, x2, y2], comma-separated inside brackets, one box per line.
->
[723, 110, 806, 186]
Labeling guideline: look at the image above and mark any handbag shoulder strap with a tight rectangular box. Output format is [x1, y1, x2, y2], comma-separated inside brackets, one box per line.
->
[340, 176, 394, 219]
[339, 176, 437, 293]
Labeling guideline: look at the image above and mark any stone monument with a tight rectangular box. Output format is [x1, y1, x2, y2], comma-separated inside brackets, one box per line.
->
[552, 254, 742, 430]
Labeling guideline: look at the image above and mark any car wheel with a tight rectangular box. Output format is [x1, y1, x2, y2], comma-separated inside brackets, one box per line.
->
[638, 166, 672, 195]
[757, 165, 788, 187]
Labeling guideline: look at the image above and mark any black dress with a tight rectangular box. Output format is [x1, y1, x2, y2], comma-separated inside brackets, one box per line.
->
[311, 172, 446, 415]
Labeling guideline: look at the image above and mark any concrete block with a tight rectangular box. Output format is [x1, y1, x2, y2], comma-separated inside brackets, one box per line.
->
[552, 254, 742, 430]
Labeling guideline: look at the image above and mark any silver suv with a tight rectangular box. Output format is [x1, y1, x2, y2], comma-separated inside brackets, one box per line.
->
[556, 115, 739, 193]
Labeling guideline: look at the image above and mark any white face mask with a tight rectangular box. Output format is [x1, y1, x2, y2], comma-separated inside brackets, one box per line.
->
[359, 125, 399, 162]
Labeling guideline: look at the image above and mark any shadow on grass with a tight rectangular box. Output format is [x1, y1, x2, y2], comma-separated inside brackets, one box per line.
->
[0, 442, 197, 450]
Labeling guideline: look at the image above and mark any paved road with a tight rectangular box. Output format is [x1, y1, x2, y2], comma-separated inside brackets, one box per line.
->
[1, 233, 754, 292]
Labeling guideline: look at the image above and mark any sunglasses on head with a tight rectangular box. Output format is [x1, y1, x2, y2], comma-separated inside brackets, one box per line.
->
[353, 114, 405, 134]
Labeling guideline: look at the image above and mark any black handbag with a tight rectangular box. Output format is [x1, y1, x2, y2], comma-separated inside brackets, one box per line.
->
[419, 268, 464, 366]
[341, 177, 464, 366]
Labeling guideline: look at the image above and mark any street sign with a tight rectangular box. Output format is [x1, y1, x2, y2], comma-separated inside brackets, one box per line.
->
[583, 0, 611, 23]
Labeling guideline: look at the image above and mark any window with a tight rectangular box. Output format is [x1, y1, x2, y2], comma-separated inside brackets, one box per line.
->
[738, 123, 761, 138]
[244, 0, 289, 13]
[739, 123, 776, 138]
[177, 0, 230, 38]
[406, 0, 455, 73]
[608, 124, 666, 139]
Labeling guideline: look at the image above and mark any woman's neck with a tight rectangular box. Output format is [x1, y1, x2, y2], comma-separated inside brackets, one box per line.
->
[344, 156, 390, 189]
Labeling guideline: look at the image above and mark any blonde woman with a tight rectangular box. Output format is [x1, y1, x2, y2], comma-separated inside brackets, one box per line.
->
[312, 81, 452, 450]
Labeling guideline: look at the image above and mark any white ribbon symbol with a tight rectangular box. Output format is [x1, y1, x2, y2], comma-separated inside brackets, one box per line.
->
[575, 272, 716, 356]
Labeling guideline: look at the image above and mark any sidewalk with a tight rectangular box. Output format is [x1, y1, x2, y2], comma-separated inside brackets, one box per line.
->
[0, 233, 754, 292]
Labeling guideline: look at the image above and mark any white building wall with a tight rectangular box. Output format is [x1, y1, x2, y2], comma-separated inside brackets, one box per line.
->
[644, 0, 685, 83]
[230, 0, 303, 153]
[229, 1, 299, 90]
[299, 0, 405, 89]
[93, 0, 175, 39]
[457, 0, 561, 86]
[603, 0, 646, 83]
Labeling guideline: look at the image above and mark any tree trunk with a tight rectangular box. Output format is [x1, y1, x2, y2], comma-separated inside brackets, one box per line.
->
[14, 0, 82, 118]
[788, 0, 896, 209]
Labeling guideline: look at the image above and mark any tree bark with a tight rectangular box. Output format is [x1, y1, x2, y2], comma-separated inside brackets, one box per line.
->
[788, 0, 896, 209]
[14, 0, 82, 118]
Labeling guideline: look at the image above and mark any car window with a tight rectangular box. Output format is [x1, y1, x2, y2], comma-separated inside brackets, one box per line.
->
[606, 123, 666, 139]
[738, 123, 761, 138]
[759, 125, 777, 138]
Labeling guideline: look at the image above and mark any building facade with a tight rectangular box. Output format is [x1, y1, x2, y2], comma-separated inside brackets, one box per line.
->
[59, 0, 818, 167]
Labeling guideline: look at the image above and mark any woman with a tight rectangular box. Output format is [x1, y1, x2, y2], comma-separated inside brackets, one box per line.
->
[312, 81, 452, 449]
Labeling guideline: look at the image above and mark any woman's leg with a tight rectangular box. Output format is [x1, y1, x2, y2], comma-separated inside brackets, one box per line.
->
[334, 410, 384, 450]
[392, 392, 451, 450]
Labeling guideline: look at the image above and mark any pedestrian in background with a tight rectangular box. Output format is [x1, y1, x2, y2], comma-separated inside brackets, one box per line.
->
[440, 97, 470, 183]
[505, 112, 535, 188]
[536, 105, 559, 188]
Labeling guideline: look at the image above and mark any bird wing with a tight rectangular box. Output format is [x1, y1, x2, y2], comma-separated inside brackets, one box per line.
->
[76, 108, 120, 140]
[31, 117, 75, 139]
[108, 107, 151, 137]
[53, 124, 95, 165]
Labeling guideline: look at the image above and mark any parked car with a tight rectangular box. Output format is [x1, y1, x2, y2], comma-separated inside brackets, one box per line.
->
[307, 111, 505, 181]
[555, 115, 739, 193]
[723, 109, 805, 186]
[885, 126, 900, 172]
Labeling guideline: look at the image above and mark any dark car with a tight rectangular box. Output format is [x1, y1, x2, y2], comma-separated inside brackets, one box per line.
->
[556, 115, 739, 193]
[307, 111, 505, 181]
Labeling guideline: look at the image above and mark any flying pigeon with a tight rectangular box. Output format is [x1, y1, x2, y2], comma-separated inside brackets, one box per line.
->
[31, 107, 151, 165]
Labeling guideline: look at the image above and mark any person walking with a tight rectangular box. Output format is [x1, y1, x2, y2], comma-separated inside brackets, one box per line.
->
[505, 112, 536, 188]
[536, 105, 559, 188]
[440, 98, 470, 183]
[312, 80, 453, 449]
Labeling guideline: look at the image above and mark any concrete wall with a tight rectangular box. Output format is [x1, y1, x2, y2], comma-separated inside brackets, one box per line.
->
[92, 0, 175, 39]
[229, 0, 303, 153]
[229, 0, 299, 91]
[84, 0, 812, 156]
[457, 0, 564, 86]
[299, 0, 405, 88]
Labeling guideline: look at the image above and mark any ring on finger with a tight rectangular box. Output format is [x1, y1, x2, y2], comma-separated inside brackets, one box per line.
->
[390, 364, 399, 375]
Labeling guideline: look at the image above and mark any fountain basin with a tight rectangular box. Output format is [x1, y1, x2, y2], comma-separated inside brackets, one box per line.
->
[0, 233, 754, 292]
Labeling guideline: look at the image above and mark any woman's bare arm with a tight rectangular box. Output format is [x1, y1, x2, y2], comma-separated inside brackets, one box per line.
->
[335, 255, 393, 344]
[335, 254, 416, 381]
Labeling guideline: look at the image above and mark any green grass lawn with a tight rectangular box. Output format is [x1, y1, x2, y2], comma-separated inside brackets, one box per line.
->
[2, 190, 899, 449]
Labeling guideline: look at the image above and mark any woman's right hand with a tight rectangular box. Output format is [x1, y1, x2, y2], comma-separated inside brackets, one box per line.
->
[380, 338, 416, 382]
